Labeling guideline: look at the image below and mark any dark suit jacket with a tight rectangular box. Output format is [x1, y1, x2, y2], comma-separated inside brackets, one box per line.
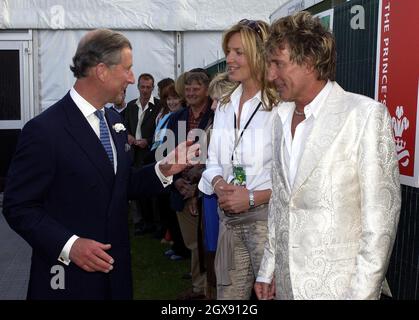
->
[109, 105, 126, 121]
[124, 97, 161, 167]
[2, 92, 165, 300]
[166, 101, 214, 212]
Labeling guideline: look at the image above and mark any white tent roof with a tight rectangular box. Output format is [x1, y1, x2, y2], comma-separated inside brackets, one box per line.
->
[1, 0, 287, 31]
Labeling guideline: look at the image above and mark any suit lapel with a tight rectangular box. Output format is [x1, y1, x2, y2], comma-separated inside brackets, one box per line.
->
[279, 132, 292, 194]
[128, 103, 139, 135]
[63, 94, 115, 187]
[292, 83, 349, 194]
[275, 105, 293, 194]
[141, 102, 155, 126]
[105, 109, 126, 177]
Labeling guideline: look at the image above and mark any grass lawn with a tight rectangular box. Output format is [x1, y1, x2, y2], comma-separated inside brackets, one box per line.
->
[130, 232, 191, 300]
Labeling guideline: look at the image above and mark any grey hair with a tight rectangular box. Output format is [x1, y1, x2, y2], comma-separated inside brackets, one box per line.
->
[70, 29, 132, 78]
[184, 72, 210, 87]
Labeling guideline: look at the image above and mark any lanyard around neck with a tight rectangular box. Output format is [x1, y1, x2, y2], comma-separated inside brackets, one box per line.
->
[231, 101, 262, 162]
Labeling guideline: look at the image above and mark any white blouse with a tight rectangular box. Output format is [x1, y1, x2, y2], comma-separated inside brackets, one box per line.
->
[198, 84, 275, 195]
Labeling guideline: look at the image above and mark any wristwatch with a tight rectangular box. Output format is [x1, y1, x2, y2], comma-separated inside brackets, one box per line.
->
[248, 190, 255, 209]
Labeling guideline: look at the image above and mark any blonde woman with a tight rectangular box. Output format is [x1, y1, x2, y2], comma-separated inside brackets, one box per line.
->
[198, 19, 278, 299]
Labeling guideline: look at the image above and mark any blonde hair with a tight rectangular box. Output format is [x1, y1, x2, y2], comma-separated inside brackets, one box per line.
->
[208, 72, 238, 100]
[267, 11, 336, 81]
[221, 20, 278, 110]
[174, 72, 187, 100]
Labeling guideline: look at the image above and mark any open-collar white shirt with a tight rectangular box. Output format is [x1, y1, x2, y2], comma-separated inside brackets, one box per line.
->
[277, 80, 333, 189]
[199, 84, 275, 194]
[135, 95, 155, 139]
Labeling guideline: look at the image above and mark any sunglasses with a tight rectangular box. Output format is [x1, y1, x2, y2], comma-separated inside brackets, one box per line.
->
[239, 19, 263, 39]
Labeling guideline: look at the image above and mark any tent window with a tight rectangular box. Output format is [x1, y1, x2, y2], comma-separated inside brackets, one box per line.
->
[0, 50, 21, 120]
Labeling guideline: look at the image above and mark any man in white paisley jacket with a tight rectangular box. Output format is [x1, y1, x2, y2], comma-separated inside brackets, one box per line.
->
[254, 12, 401, 300]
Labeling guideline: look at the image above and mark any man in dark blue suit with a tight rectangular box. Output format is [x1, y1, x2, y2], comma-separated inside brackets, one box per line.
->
[2, 29, 198, 300]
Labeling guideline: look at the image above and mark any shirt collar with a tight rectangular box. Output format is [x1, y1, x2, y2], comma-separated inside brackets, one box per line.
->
[231, 84, 262, 104]
[303, 80, 333, 119]
[277, 80, 333, 123]
[136, 95, 154, 108]
[70, 87, 104, 117]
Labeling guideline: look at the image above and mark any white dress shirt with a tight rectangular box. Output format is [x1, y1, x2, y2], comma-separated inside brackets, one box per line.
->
[135, 96, 154, 140]
[278, 81, 333, 188]
[58, 88, 171, 266]
[198, 85, 275, 194]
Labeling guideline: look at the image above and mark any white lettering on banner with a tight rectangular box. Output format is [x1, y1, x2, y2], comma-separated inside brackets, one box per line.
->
[392, 106, 410, 167]
[380, 2, 391, 106]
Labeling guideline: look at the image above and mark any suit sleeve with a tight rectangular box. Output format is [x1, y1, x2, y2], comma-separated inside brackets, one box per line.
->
[199, 106, 225, 195]
[128, 163, 165, 199]
[256, 115, 279, 283]
[3, 119, 73, 263]
[165, 113, 182, 184]
[348, 103, 401, 299]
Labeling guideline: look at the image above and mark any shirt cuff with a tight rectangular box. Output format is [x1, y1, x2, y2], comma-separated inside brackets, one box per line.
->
[58, 235, 79, 266]
[155, 161, 173, 188]
[200, 167, 223, 195]
[256, 276, 273, 284]
[198, 176, 214, 195]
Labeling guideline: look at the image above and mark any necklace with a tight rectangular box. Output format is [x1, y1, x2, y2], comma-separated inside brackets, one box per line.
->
[294, 109, 305, 116]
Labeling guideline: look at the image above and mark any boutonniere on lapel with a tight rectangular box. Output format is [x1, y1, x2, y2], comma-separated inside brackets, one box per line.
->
[112, 123, 126, 133]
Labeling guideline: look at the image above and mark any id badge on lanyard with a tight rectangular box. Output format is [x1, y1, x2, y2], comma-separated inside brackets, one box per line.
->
[232, 163, 247, 186]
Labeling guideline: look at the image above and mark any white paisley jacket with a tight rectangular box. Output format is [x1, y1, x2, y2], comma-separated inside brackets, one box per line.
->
[258, 82, 401, 300]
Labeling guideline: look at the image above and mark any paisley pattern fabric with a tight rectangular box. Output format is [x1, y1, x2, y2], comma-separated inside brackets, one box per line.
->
[258, 83, 401, 300]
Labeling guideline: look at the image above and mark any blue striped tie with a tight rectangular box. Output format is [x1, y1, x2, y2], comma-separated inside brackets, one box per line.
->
[94, 110, 114, 166]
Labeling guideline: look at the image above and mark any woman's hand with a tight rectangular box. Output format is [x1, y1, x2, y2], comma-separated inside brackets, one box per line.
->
[218, 184, 249, 214]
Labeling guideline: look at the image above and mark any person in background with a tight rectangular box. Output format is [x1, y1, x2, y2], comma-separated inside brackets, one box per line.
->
[125, 73, 161, 236]
[150, 84, 184, 157]
[145, 83, 189, 260]
[109, 88, 127, 120]
[157, 77, 175, 99]
[167, 71, 213, 300]
[254, 11, 400, 300]
[201, 72, 238, 299]
[198, 19, 278, 300]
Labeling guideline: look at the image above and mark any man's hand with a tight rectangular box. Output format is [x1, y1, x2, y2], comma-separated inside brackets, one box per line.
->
[218, 184, 250, 214]
[69, 238, 114, 273]
[127, 134, 136, 146]
[159, 141, 201, 177]
[182, 183, 197, 199]
[254, 279, 275, 300]
[136, 138, 148, 149]
[185, 196, 199, 216]
[184, 164, 205, 183]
